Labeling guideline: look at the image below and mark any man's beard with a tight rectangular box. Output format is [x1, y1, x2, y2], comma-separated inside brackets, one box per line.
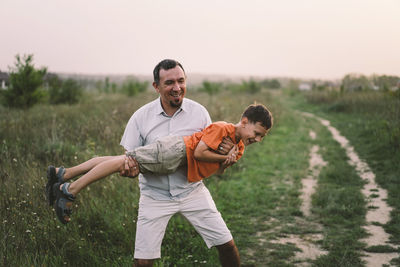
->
[170, 99, 182, 108]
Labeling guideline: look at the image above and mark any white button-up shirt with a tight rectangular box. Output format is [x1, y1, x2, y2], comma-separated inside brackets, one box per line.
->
[120, 97, 212, 200]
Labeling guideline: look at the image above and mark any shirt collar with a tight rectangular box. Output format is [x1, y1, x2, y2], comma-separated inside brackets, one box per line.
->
[155, 97, 186, 117]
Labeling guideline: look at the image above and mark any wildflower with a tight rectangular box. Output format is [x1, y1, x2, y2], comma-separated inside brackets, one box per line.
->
[74, 156, 78, 160]
[26, 230, 31, 233]
[13, 158, 17, 162]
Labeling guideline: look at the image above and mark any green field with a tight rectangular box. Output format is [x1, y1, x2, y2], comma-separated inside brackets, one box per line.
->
[1, 87, 399, 266]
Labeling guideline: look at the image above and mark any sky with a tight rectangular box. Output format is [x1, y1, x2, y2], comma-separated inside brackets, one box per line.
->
[1, 0, 399, 80]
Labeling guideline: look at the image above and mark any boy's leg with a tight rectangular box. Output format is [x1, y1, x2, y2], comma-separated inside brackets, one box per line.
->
[67, 155, 125, 196]
[58, 156, 115, 181]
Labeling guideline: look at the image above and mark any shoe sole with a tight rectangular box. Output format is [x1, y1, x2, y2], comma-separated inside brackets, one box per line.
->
[46, 166, 57, 206]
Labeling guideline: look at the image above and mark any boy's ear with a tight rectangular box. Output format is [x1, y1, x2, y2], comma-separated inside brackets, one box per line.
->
[241, 117, 249, 126]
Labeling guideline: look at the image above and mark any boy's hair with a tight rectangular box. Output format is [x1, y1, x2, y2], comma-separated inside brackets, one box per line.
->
[153, 59, 185, 85]
[242, 104, 273, 131]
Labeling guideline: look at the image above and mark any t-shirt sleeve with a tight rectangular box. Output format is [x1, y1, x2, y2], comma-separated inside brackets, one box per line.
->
[120, 113, 144, 151]
[200, 124, 227, 151]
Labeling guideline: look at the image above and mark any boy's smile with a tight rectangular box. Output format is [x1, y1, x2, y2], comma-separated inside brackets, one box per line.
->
[237, 120, 267, 146]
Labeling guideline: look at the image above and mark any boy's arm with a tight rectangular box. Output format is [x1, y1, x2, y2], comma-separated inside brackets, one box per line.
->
[194, 141, 238, 163]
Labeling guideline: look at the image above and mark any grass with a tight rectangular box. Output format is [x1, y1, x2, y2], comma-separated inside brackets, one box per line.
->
[1, 87, 399, 266]
[288, 88, 400, 265]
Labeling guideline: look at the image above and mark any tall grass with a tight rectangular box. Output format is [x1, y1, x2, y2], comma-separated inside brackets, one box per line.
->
[2, 87, 398, 266]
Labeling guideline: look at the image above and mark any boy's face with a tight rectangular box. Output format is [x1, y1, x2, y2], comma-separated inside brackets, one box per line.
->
[240, 119, 268, 146]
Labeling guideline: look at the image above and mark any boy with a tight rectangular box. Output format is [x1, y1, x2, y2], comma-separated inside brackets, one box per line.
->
[47, 104, 273, 224]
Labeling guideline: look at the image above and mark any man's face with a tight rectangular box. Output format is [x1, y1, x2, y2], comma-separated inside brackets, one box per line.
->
[154, 66, 186, 110]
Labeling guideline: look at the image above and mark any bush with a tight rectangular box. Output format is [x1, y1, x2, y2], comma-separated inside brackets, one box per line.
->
[1, 54, 47, 109]
[199, 80, 221, 96]
[121, 79, 148, 96]
[261, 79, 281, 89]
[48, 76, 83, 105]
[241, 79, 261, 94]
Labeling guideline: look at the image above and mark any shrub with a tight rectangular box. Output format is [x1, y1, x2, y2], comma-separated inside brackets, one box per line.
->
[241, 79, 261, 94]
[199, 80, 221, 96]
[121, 79, 148, 96]
[48, 76, 83, 105]
[1, 54, 47, 109]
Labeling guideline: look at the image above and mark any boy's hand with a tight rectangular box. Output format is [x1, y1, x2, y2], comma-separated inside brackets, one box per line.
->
[120, 154, 139, 178]
[217, 137, 235, 155]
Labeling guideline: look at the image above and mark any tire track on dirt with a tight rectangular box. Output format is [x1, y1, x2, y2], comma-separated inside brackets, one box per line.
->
[268, 130, 328, 266]
[302, 112, 399, 266]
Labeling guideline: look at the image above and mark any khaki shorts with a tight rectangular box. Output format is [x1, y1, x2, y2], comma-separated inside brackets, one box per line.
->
[126, 135, 186, 175]
[134, 184, 233, 259]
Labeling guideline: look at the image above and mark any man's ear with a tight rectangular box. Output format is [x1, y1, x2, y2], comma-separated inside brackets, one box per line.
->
[153, 82, 160, 93]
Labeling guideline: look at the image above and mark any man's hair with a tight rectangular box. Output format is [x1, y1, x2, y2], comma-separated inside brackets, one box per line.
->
[153, 59, 185, 85]
[242, 104, 273, 130]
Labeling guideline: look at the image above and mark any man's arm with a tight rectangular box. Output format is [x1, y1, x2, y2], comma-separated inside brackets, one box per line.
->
[216, 146, 238, 174]
[216, 137, 235, 155]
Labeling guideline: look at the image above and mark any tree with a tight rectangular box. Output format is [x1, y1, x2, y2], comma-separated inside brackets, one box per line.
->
[241, 79, 261, 94]
[341, 73, 372, 92]
[48, 75, 83, 104]
[199, 80, 221, 96]
[121, 78, 148, 96]
[1, 54, 47, 108]
[261, 79, 281, 89]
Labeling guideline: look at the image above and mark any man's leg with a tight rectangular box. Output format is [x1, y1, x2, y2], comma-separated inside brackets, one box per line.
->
[57, 156, 115, 181]
[180, 185, 240, 266]
[134, 259, 154, 267]
[216, 239, 240, 267]
[134, 194, 178, 264]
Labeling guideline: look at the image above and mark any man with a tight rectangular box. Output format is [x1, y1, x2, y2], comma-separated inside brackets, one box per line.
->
[120, 59, 240, 267]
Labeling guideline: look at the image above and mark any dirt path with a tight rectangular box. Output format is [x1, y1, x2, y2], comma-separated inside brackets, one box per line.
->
[268, 130, 328, 266]
[302, 112, 399, 266]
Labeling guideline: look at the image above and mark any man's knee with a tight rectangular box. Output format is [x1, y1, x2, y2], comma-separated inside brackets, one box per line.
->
[134, 258, 154, 267]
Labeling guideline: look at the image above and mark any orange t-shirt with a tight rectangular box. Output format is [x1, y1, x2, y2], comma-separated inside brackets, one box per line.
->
[183, 121, 245, 182]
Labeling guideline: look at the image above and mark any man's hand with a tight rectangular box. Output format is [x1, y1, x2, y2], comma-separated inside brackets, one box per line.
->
[221, 145, 238, 169]
[119, 153, 140, 178]
[216, 137, 235, 155]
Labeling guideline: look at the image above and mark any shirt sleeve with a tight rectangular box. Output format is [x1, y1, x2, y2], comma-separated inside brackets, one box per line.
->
[200, 124, 227, 151]
[120, 112, 144, 151]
